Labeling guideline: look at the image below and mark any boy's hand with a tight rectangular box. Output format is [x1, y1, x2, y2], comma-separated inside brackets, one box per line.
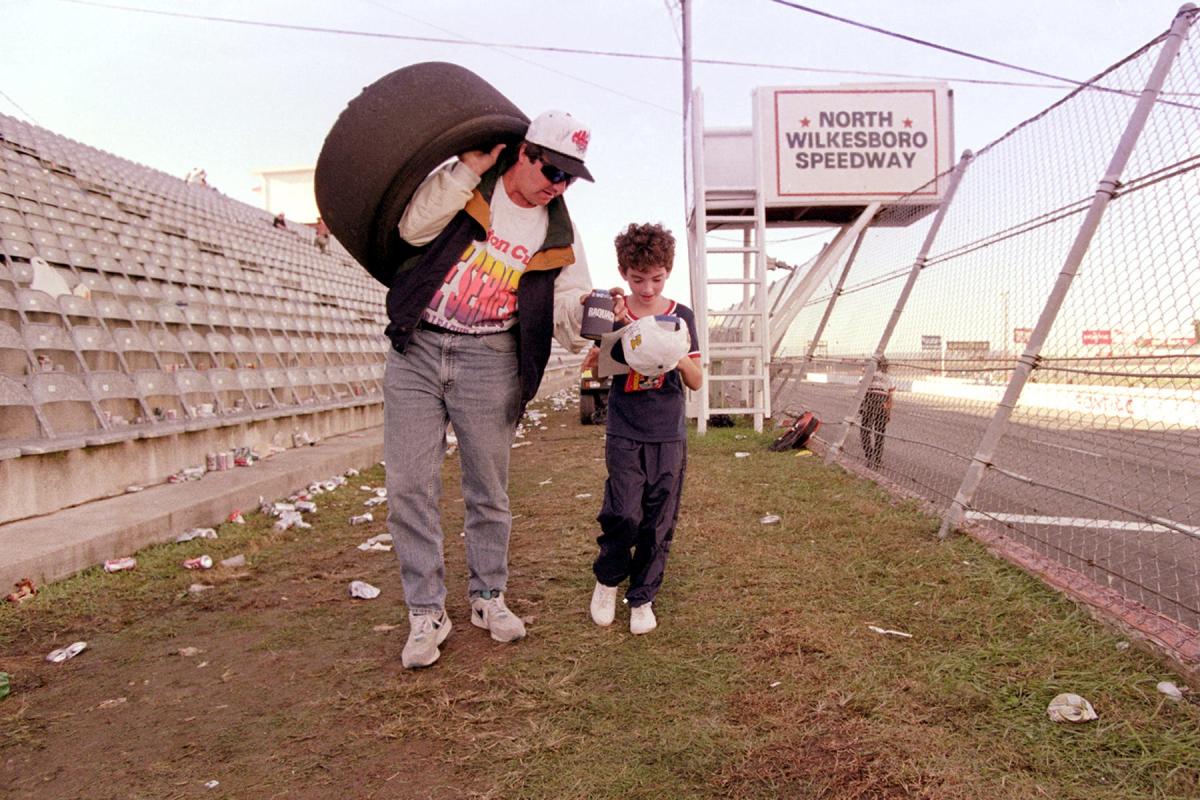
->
[582, 346, 600, 372]
[609, 287, 629, 323]
[459, 143, 506, 176]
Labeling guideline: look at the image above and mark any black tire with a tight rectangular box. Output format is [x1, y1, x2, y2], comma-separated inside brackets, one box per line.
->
[580, 393, 596, 425]
[314, 62, 529, 286]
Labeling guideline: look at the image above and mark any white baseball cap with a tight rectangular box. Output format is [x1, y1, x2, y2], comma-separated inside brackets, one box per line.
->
[524, 110, 594, 182]
[597, 315, 690, 379]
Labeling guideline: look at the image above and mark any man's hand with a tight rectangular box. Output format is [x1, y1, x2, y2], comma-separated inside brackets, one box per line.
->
[459, 143, 506, 176]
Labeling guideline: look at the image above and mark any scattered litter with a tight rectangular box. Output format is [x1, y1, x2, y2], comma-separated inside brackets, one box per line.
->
[5, 578, 37, 604]
[1047, 693, 1098, 723]
[0, 672, 9, 700]
[769, 681, 781, 688]
[1157, 681, 1185, 701]
[295, 500, 318, 514]
[187, 583, 213, 594]
[274, 511, 310, 531]
[374, 488, 387, 497]
[373, 623, 401, 632]
[734, 452, 751, 458]
[103, 557, 137, 573]
[183, 555, 214, 570]
[293, 431, 316, 447]
[344, 468, 360, 477]
[512, 441, 532, 449]
[1115, 641, 1131, 651]
[96, 697, 127, 709]
[364, 496, 387, 507]
[176, 647, 203, 657]
[205, 780, 220, 790]
[219, 554, 246, 569]
[176, 527, 218, 543]
[46, 641, 88, 663]
[575, 493, 592, 500]
[868, 625, 913, 639]
[538, 478, 553, 486]
[357, 533, 393, 552]
[349, 513, 374, 525]
[227, 511, 245, 525]
[735, 434, 746, 440]
[795, 451, 813, 457]
[349, 580, 381, 600]
[759, 514, 781, 525]
[359, 485, 374, 492]
[125, 485, 144, 493]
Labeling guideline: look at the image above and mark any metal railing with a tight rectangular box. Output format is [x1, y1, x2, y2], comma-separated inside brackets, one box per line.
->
[772, 6, 1200, 634]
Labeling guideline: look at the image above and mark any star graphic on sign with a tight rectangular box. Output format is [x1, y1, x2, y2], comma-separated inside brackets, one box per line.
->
[903, 118, 913, 128]
[800, 117, 811, 127]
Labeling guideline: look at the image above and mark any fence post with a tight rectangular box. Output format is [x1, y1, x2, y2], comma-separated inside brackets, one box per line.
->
[826, 150, 975, 463]
[937, 5, 1197, 539]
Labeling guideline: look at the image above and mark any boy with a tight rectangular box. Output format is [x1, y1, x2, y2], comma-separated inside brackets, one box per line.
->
[585, 223, 702, 634]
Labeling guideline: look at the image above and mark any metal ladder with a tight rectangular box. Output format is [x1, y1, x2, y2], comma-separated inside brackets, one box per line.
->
[689, 89, 771, 433]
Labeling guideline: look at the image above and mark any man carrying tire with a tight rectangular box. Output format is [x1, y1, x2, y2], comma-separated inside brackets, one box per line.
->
[383, 111, 596, 668]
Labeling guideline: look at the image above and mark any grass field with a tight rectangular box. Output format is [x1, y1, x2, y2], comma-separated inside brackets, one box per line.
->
[2, 397, 1198, 799]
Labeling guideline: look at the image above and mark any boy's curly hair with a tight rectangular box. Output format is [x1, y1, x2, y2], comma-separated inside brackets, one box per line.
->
[614, 223, 675, 275]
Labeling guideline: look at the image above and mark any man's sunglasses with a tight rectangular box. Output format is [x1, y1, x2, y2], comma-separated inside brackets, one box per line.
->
[537, 159, 576, 186]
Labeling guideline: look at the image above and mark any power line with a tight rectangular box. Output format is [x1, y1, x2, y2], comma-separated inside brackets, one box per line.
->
[58, 0, 1072, 93]
[357, 0, 676, 114]
[0, 88, 39, 125]
[767, 0, 1091, 86]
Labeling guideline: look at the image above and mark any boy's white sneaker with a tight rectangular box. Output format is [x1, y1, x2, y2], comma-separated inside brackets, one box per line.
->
[401, 609, 452, 669]
[470, 592, 527, 642]
[589, 581, 619, 626]
[630, 603, 657, 635]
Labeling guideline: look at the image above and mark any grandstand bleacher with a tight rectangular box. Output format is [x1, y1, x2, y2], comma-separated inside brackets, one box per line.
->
[0, 112, 390, 524]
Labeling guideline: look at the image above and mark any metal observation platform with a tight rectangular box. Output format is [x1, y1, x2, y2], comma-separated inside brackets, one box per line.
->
[686, 81, 954, 432]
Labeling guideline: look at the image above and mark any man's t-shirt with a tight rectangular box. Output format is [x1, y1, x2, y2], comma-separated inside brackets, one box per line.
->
[605, 301, 700, 443]
[422, 177, 548, 334]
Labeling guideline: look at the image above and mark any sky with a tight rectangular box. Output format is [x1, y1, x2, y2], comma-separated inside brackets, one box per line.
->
[0, 0, 1188, 298]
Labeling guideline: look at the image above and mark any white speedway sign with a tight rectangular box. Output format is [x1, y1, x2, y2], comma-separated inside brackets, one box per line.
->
[755, 82, 955, 205]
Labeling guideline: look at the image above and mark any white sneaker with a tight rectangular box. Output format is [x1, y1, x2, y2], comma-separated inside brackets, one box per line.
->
[470, 592, 527, 642]
[630, 603, 657, 635]
[401, 609, 452, 669]
[590, 581, 618, 626]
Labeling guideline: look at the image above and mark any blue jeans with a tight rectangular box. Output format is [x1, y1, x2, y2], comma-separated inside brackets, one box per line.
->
[384, 327, 522, 613]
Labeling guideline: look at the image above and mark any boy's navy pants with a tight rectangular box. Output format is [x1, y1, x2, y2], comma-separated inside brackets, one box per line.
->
[593, 434, 687, 608]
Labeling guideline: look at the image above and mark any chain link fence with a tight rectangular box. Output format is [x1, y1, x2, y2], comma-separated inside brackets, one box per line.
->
[772, 8, 1200, 635]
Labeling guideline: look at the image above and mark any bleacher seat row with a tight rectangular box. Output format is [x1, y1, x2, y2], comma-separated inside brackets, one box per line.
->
[0, 112, 391, 456]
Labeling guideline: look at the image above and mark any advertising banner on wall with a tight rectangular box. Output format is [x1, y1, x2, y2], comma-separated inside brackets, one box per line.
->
[755, 82, 954, 206]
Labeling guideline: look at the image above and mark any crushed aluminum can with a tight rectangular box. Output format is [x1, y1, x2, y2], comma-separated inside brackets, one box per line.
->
[273, 510, 305, 531]
[344, 468, 360, 477]
[104, 557, 137, 573]
[759, 514, 782, 525]
[364, 496, 387, 507]
[228, 511, 245, 524]
[5, 578, 37, 604]
[348, 580, 381, 600]
[272, 502, 296, 516]
[176, 527, 218, 543]
[182, 466, 205, 480]
[219, 554, 246, 569]
[46, 641, 88, 663]
[1047, 693, 1098, 723]
[206, 452, 218, 472]
[295, 500, 318, 514]
[349, 513, 374, 525]
[374, 488, 387, 498]
[183, 555, 214, 570]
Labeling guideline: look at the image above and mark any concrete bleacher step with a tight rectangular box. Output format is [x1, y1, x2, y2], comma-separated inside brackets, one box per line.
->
[0, 425, 384, 591]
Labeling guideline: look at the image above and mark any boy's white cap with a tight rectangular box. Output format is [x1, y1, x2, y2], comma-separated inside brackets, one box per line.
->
[597, 315, 690, 379]
[525, 110, 594, 182]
